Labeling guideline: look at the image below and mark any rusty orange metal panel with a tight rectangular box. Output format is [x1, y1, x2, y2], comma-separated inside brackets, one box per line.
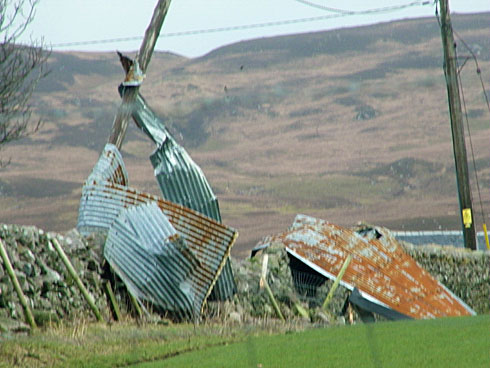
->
[78, 180, 237, 312]
[268, 214, 475, 319]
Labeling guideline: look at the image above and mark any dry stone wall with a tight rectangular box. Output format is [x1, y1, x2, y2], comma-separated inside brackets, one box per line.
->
[403, 242, 489, 314]
[0, 224, 109, 330]
[0, 224, 488, 332]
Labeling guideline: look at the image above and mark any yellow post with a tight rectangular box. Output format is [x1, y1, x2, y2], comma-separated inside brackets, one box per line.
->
[483, 224, 490, 250]
[128, 290, 143, 319]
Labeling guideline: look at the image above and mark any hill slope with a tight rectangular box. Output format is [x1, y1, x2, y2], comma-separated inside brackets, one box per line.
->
[1, 13, 490, 256]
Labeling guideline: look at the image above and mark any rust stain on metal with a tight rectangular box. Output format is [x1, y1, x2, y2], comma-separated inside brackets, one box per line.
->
[78, 180, 237, 314]
[266, 215, 474, 319]
[77, 144, 237, 317]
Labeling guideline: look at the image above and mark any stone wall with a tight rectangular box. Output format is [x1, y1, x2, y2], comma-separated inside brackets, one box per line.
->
[0, 224, 488, 331]
[403, 242, 489, 314]
[226, 241, 489, 323]
[223, 245, 350, 324]
[0, 224, 109, 330]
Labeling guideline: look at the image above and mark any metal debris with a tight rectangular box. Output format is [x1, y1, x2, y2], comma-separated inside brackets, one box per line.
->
[257, 214, 475, 319]
[120, 86, 236, 300]
[122, 59, 146, 87]
[86, 143, 128, 186]
[105, 202, 218, 319]
[77, 144, 237, 318]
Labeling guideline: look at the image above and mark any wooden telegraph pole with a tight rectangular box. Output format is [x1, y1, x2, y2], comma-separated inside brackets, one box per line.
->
[108, 0, 172, 149]
[439, 0, 477, 250]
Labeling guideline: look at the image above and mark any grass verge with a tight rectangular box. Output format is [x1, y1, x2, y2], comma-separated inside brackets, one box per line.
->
[0, 320, 252, 368]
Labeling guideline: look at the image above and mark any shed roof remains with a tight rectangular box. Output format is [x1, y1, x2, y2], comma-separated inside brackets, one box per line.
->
[105, 202, 219, 318]
[258, 214, 475, 319]
[77, 144, 237, 318]
[121, 86, 235, 300]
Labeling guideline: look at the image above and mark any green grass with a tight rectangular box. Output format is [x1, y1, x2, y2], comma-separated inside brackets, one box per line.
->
[0, 321, 247, 368]
[135, 315, 490, 368]
[0, 316, 488, 367]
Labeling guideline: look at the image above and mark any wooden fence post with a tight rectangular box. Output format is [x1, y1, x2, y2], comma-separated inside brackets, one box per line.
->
[103, 281, 122, 322]
[259, 254, 285, 321]
[50, 237, 104, 322]
[0, 239, 37, 329]
[322, 254, 352, 311]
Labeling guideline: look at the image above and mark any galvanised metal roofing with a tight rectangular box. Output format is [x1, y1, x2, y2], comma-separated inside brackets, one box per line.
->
[150, 142, 221, 222]
[125, 89, 235, 300]
[77, 144, 237, 317]
[86, 143, 128, 186]
[105, 202, 218, 318]
[259, 214, 475, 319]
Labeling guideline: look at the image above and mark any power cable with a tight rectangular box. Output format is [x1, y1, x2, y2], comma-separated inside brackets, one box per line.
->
[453, 29, 490, 121]
[49, 14, 347, 48]
[457, 65, 486, 225]
[452, 29, 490, 226]
[293, 0, 431, 15]
[49, 14, 349, 48]
[50, 1, 431, 49]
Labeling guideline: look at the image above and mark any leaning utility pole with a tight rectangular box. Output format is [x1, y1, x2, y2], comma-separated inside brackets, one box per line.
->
[108, 0, 172, 149]
[439, 0, 477, 250]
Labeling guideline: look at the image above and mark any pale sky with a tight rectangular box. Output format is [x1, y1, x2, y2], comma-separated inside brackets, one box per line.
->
[16, 0, 490, 58]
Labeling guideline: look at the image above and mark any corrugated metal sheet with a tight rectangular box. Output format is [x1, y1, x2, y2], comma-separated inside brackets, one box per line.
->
[77, 144, 237, 317]
[123, 88, 235, 300]
[260, 214, 475, 319]
[118, 87, 167, 146]
[77, 179, 237, 313]
[87, 143, 128, 186]
[105, 202, 215, 319]
[150, 142, 221, 222]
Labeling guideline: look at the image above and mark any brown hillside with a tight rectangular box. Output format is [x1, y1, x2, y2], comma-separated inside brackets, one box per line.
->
[1, 14, 490, 257]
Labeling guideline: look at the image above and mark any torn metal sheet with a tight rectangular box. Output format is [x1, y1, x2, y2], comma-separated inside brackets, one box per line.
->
[77, 144, 237, 316]
[120, 87, 235, 301]
[150, 142, 221, 221]
[77, 179, 237, 291]
[122, 59, 145, 87]
[118, 86, 167, 146]
[260, 214, 475, 319]
[348, 287, 412, 321]
[86, 143, 128, 186]
[118, 85, 221, 222]
[105, 202, 212, 318]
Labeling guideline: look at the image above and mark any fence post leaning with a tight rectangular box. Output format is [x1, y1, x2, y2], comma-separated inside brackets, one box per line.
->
[322, 254, 353, 311]
[0, 238, 37, 329]
[259, 254, 285, 321]
[103, 280, 122, 321]
[49, 237, 104, 322]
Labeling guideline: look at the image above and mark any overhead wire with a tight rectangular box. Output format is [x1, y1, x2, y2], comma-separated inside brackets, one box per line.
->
[292, 0, 431, 15]
[453, 29, 490, 120]
[49, 1, 432, 49]
[435, 1, 489, 237]
[456, 58, 486, 226]
[453, 30, 490, 227]
[49, 14, 348, 48]
[452, 23, 489, 231]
